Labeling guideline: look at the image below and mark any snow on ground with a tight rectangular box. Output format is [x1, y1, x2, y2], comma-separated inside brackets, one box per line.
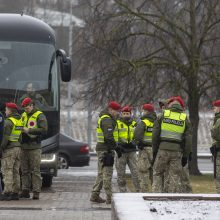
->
[112, 193, 220, 220]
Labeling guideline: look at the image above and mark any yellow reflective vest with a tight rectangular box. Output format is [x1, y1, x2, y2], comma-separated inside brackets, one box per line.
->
[160, 109, 186, 142]
[117, 119, 136, 143]
[8, 117, 23, 142]
[96, 114, 118, 143]
[22, 111, 42, 138]
[142, 119, 154, 145]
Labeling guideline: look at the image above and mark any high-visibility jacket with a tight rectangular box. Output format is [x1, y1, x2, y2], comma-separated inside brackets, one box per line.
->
[96, 114, 118, 143]
[117, 119, 136, 143]
[22, 111, 42, 138]
[8, 117, 23, 142]
[160, 109, 186, 142]
[142, 119, 154, 145]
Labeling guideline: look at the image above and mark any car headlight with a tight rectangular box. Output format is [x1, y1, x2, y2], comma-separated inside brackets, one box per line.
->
[41, 153, 56, 163]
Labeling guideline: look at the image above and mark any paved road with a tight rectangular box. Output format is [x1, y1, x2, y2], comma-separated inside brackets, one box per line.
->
[0, 157, 116, 220]
[198, 157, 213, 174]
[0, 156, 214, 219]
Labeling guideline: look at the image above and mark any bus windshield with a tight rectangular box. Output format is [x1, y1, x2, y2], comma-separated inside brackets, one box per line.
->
[0, 41, 58, 111]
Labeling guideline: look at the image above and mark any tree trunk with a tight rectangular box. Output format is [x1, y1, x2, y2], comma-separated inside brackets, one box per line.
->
[188, 88, 201, 175]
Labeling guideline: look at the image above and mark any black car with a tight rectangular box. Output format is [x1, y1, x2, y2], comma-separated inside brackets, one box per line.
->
[58, 133, 90, 169]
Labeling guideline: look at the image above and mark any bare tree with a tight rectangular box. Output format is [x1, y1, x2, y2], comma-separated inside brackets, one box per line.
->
[73, 0, 220, 174]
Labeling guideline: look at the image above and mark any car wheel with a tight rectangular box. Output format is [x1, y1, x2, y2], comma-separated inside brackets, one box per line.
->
[58, 154, 69, 169]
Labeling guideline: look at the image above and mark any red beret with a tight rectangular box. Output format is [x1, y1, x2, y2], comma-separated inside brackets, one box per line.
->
[213, 100, 220, 107]
[21, 97, 32, 107]
[142, 104, 154, 112]
[121, 105, 132, 112]
[168, 96, 185, 108]
[108, 101, 121, 111]
[6, 102, 18, 110]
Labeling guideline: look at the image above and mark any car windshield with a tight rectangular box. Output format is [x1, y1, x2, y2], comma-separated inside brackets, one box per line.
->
[0, 41, 58, 110]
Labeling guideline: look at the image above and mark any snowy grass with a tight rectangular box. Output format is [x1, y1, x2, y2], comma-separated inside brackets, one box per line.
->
[191, 174, 216, 194]
[126, 174, 216, 194]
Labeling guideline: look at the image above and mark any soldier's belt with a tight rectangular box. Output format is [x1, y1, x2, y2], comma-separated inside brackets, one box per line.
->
[160, 140, 182, 144]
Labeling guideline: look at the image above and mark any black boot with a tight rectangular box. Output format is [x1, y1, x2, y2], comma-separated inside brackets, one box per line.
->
[0, 193, 12, 201]
[19, 190, 30, 198]
[32, 192, 39, 200]
[11, 193, 19, 200]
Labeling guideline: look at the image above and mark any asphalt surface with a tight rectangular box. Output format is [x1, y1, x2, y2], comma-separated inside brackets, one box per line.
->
[0, 157, 114, 220]
[0, 156, 214, 219]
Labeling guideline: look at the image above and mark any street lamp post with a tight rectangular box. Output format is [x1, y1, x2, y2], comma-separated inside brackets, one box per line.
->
[67, 0, 73, 136]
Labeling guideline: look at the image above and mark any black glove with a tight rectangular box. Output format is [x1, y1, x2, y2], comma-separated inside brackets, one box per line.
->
[210, 145, 216, 157]
[137, 142, 144, 150]
[115, 147, 122, 158]
[21, 133, 31, 144]
[181, 157, 188, 167]
[129, 141, 136, 149]
[188, 152, 192, 161]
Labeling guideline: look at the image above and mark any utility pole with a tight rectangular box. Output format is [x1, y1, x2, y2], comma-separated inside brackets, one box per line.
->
[67, 1, 73, 136]
[87, 97, 92, 151]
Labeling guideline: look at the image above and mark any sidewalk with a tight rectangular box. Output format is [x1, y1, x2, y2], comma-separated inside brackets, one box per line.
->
[0, 157, 117, 220]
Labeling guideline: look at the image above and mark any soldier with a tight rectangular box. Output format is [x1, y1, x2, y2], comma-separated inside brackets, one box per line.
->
[0, 103, 22, 200]
[0, 101, 5, 148]
[19, 82, 48, 107]
[210, 100, 220, 193]
[152, 96, 192, 193]
[158, 99, 170, 192]
[0, 101, 5, 193]
[158, 98, 192, 193]
[115, 106, 140, 192]
[134, 104, 156, 192]
[20, 97, 48, 200]
[90, 101, 121, 204]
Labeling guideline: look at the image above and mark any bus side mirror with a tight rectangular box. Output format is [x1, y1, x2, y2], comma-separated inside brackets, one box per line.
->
[57, 49, 72, 82]
[60, 57, 71, 82]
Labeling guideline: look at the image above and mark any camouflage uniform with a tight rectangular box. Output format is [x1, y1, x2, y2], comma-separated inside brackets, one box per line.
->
[115, 152, 140, 192]
[137, 147, 153, 192]
[152, 103, 192, 193]
[181, 166, 192, 193]
[20, 107, 47, 195]
[115, 117, 140, 192]
[163, 165, 192, 193]
[210, 112, 220, 193]
[0, 111, 4, 146]
[215, 152, 220, 193]
[90, 110, 118, 203]
[1, 113, 22, 196]
[91, 151, 114, 198]
[134, 112, 157, 192]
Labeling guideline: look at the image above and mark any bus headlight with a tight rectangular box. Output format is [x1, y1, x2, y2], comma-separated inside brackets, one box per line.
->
[41, 153, 56, 163]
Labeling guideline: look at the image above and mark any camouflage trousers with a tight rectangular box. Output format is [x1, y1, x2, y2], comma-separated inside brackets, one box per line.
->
[215, 152, 220, 193]
[115, 151, 140, 192]
[180, 166, 192, 193]
[163, 165, 192, 193]
[1, 147, 21, 194]
[152, 149, 182, 193]
[91, 151, 114, 200]
[20, 149, 42, 193]
[138, 147, 153, 192]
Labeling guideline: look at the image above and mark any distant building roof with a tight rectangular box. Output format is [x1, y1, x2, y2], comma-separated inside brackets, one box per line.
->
[34, 7, 85, 28]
